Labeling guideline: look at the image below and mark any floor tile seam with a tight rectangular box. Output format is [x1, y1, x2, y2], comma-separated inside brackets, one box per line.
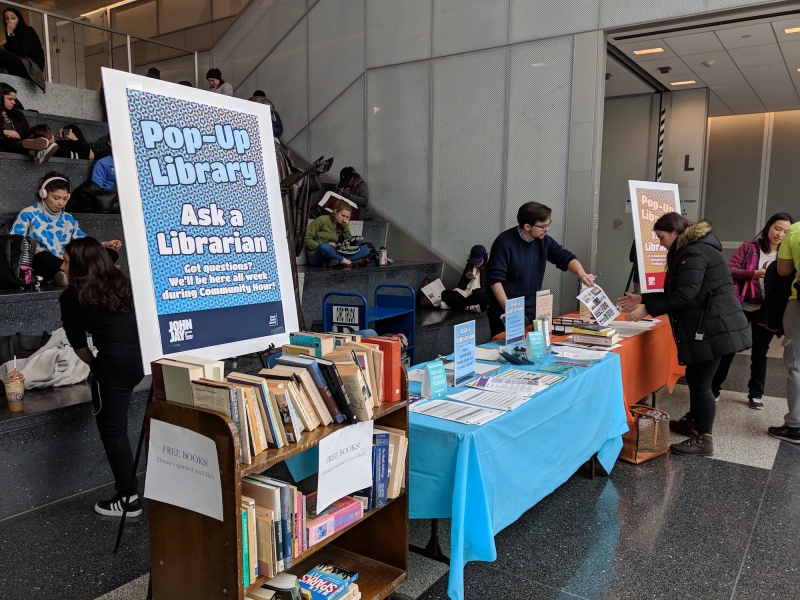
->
[476, 561, 591, 600]
[729, 465, 773, 600]
[0, 470, 145, 524]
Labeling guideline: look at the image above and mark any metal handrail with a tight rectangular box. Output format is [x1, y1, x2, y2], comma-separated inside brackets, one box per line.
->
[2, 0, 199, 85]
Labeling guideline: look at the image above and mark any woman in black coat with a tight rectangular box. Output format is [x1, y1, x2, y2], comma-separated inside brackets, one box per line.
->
[618, 214, 751, 456]
[1, 9, 46, 89]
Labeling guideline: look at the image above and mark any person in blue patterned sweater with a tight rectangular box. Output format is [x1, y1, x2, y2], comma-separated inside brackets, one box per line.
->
[11, 172, 122, 285]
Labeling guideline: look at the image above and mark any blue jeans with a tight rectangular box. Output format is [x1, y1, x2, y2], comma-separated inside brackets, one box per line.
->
[307, 243, 370, 266]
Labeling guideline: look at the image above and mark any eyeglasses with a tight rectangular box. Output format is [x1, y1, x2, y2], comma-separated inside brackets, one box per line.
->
[531, 221, 552, 230]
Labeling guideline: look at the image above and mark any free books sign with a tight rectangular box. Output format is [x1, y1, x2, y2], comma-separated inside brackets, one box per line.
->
[628, 181, 682, 293]
[102, 69, 298, 372]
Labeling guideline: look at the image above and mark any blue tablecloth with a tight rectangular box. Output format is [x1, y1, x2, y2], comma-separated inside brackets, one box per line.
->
[408, 351, 628, 600]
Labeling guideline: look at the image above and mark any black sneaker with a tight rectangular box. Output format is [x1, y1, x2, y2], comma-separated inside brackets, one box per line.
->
[748, 397, 764, 410]
[671, 433, 714, 456]
[670, 414, 695, 437]
[95, 493, 142, 517]
[768, 426, 800, 444]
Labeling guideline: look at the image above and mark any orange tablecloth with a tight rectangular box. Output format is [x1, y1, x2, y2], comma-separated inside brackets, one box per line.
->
[492, 313, 685, 423]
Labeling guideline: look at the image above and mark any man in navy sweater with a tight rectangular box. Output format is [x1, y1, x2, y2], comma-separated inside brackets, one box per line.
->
[486, 201, 595, 337]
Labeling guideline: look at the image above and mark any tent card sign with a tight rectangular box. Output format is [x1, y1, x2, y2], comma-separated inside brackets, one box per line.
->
[526, 331, 547, 360]
[144, 419, 223, 521]
[453, 320, 476, 385]
[628, 180, 681, 293]
[505, 297, 525, 344]
[102, 69, 298, 372]
[421, 360, 448, 399]
[317, 419, 374, 512]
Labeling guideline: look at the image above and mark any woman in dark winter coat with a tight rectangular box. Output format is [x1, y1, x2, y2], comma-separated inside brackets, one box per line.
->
[712, 212, 793, 409]
[1, 9, 46, 91]
[618, 214, 751, 456]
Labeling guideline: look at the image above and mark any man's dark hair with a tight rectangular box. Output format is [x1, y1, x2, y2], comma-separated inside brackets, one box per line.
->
[517, 202, 552, 228]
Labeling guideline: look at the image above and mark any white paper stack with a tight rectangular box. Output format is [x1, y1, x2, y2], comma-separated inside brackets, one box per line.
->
[410, 399, 504, 425]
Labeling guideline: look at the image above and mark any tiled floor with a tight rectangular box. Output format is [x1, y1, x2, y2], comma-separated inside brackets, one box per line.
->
[2, 351, 797, 600]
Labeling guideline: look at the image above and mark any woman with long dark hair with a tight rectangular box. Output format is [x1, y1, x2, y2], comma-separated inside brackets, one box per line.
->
[618, 214, 751, 456]
[1, 9, 45, 89]
[59, 237, 144, 517]
[712, 212, 794, 409]
[0, 82, 52, 160]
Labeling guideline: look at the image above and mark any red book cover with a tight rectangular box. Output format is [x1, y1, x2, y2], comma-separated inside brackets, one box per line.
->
[360, 337, 402, 401]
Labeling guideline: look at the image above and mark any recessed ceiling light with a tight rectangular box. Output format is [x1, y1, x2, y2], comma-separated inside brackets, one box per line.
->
[633, 47, 664, 55]
[785, 27, 800, 34]
[670, 80, 696, 86]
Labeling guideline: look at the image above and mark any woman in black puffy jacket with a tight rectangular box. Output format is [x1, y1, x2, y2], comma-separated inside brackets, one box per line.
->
[618, 214, 751, 457]
[1, 9, 45, 87]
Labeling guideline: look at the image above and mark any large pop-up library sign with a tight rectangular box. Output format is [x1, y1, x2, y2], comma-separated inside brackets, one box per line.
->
[103, 70, 408, 599]
[103, 68, 298, 371]
[628, 180, 682, 293]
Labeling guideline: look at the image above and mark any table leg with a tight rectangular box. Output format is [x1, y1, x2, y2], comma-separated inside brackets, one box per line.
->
[590, 454, 597, 480]
[409, 518, 450, 565]
[652, 391, 657, 408]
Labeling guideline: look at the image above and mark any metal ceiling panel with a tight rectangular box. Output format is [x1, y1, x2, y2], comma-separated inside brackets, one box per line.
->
[728, 44, 784, 68]
[716, 23, 776, 50]
[664, 31, 725, 55]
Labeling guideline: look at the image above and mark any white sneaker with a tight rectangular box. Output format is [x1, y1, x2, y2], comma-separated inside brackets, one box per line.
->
[36, 143, 58, 165]
[467, 305, 481, 313]
[52, 271, 68, 287]
[714, 396, 719, 403]
[439, 301, 450, 309]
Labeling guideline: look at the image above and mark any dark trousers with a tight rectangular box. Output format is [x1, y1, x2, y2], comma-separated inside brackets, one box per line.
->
[0, 136, 29, 155]
[0, 49, 30, 79]
[685, 358, 721, 435]
[33, 248, 119, 283]
[90, 344, 145, 495]
[712, 307, 773, 400]
[55, 139, 92, 160]
[441, 289, 489, 312]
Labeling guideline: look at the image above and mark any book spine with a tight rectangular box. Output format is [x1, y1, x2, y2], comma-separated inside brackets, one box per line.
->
[374, 443, 389, 508]
[241, 510, 250, 588]
[320, 364, 358, 424]
[306, 363, 345, 424]
[296, 491, 304, 556]
[331, 500, 364, 533]
[278, 486, 292, 568]
[572, 334, 615, 346]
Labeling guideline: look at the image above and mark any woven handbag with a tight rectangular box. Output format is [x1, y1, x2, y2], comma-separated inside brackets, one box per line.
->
[619, 405, 671, 464]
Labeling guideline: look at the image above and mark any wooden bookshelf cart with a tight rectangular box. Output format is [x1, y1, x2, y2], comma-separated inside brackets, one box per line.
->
[145, 397, 409, 600]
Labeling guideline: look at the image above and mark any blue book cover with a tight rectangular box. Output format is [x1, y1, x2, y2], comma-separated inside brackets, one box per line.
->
[289, 333, 323, 357]
[373, 432, 389, 508]
[241, 510, 250, 588]
[299, 563, 358, 600]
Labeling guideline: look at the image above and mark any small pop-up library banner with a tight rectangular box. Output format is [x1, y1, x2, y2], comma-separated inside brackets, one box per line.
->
[102, 68, 299, 373]
[144, 419, 223, 521]
[453, 320, 476, 385]
[316, 420, 374, 511]
[628, 180, 681, 293]
[535, 290, 553, 323]
[421, 360, 447, 399]
[505, 297, 525, 344]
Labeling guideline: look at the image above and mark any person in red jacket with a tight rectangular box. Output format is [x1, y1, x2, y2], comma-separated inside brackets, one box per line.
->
[711, 212, 793, 409]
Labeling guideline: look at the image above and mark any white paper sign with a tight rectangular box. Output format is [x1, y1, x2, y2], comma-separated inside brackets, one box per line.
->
[144, 418, 223, 521]
[317, 420, 374, 512]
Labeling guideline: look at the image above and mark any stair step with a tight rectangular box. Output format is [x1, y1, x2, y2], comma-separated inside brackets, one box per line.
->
[296, 219, 388, 266]
[0, 154, 96, 214]
[22, 110, 109, 145]
[0, 73, 103, 122]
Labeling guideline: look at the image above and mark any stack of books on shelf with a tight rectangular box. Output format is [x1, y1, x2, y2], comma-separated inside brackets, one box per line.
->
[237, 425, 407, 583]
[571, 323, 620, 347]
[149, 330, 406, 465]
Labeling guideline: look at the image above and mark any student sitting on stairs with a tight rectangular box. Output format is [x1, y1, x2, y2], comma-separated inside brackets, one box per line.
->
[11, 172, 122, 285]
[0, 82, 57, 163]
[305, 200, 371, 268]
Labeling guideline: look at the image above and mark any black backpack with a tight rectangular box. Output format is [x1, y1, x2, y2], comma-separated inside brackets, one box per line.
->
[0, 230, 37, 289]
[67, 180, 120, 214]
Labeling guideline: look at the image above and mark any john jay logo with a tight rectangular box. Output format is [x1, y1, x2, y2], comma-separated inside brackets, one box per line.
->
[169, 319, 194, 343]
[269, 313, 279, 326]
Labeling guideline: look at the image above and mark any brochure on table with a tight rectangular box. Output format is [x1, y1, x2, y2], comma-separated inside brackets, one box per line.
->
[421, 360, 448, 399]
[453, 321, 476, 385]
[102, 68, 298, 373]
[505, 297, 525, 344]
[628, 180, 681, 293]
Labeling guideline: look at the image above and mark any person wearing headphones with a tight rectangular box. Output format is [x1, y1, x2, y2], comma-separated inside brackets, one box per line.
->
[11, 172, 122, 285]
